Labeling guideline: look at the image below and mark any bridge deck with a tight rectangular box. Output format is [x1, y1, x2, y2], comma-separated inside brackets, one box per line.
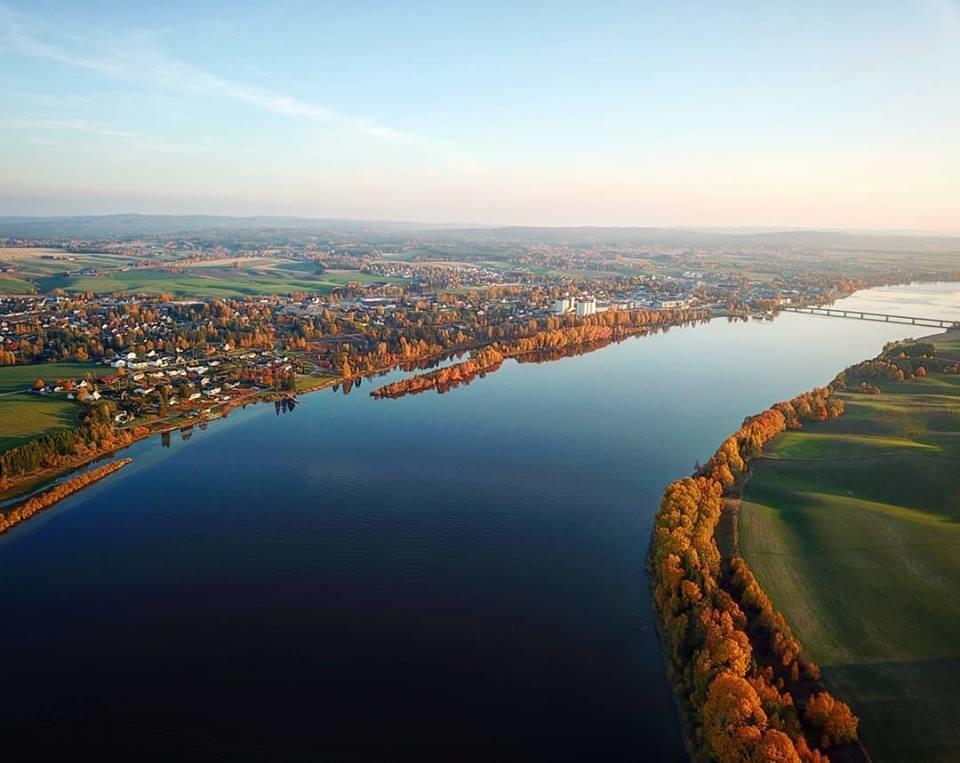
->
[781, 306, 958, 329]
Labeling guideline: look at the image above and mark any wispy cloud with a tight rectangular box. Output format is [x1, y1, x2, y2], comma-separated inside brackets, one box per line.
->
[0, 4, 437, 150]
[0, 118, 137, 139]
[0, 117, 200, 154]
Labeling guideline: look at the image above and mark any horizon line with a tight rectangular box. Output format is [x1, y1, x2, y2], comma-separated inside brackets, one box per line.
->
[1, 212, 959, 238]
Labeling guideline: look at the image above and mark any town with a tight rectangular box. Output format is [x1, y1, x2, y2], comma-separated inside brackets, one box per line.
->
[3, 222, 958, 492]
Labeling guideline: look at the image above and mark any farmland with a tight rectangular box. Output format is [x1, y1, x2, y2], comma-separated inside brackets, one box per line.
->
[0, 362, 98, 394]
[0, 246, 407, 297]
[0, 247, 142, 283]
[739, 330, 960, 762]
[0, 362, 95, 451]
[41, 264, 402, 298]
[0, 394, 78, 451]
[0, 274, 35, 294]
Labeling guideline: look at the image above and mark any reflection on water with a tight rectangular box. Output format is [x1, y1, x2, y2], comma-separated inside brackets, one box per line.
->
[837, 281, 960, 320]
[370, 318, 713, 399]
[274, 397, 298, 415]
[0, 282, 956, 759]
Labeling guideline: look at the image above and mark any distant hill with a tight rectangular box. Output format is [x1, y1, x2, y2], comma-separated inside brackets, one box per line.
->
[419, 225, 960, 252]
[0, 214, 462, 240]
[0, 214, 957, 252]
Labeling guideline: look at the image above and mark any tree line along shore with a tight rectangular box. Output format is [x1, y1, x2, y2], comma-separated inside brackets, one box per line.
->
[652, 329, 960, 762]
[0, 306, 707, 532]
[370, 308, 709, 399]
[0, 458, 132, 536]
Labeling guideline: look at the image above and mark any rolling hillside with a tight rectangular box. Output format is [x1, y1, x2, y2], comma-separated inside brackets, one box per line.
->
[740, 331, 960, 762]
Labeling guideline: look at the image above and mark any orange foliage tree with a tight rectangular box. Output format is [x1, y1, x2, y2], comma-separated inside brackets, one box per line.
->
[651, 385, 855, 761]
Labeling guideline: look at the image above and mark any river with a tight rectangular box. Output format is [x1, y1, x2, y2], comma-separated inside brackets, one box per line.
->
[1, 282, 957, 759]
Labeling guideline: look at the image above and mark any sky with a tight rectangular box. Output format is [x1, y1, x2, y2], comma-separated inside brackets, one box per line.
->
[0, 0, 958, 231]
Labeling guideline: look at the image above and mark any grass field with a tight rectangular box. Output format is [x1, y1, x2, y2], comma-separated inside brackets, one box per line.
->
[0, 394, 79, 451]
[39, 265, 404, 297]
[0, 247, 142, 281]
[0, 363, 95, 453]
[739, 330, 960, 762]
[1, 246, 407, 297]
[0, 362, 98, 394]
[0, 275, 35, 293]
[294, 373, 339, 392]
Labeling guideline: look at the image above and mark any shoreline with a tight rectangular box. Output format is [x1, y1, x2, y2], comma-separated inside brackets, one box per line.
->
[0, 319, 703, 503]
[2, 285, 953, 528]
[0, 343, 483, 507]
[0, 458, 133, 536]
[0, 382, 333, 507]
[648, 329, 959, 760]
[649, 383, 862, 760]
[371, 312, 711, 399]
[646, 531, 702, 761]
[733, 328, 959, 761]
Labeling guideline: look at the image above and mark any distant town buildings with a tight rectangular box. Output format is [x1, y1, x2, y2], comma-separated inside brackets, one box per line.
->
[575, 297, 597, 317]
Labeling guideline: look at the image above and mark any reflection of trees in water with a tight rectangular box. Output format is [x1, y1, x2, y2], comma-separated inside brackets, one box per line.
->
[432, 369, 495, 396]
[161, 431, 171, 449]
[398, 351, 469, 373]
[339, 318, 714, 399]
[514, 336, 631, 365]
[334, 349, 473, 397]
[513, 320, 705, 365]
[425, 338, 627, 393]
[274, 398, 299, 415]
[380, 318, 712, 399]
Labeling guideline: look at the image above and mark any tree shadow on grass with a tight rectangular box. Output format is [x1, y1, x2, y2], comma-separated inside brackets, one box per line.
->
[825, 657, 960, 763]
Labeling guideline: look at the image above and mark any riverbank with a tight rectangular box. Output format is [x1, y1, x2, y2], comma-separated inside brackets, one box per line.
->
[0, 373, 342, 507]
[650, 385, 864, 761]
[2, 283, 955, 760]
[1, 311, 709, 504]
[371, 311, 711, 399]
[2, 283, 952, 501]
[739, 329, 960, 762]
[0, 340, 494, 508]
[0, 458, 132, 536]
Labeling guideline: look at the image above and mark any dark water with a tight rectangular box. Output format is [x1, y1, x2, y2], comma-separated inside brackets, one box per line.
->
[1, 283, 956, 760]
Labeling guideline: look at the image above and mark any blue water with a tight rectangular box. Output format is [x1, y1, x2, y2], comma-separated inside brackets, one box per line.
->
[1, 282, 956, 759]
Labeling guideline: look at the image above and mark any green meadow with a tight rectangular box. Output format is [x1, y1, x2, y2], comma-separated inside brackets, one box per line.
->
[0, 362, 97, 394]
[0, 363, 97, 453]
[0, 275, 35, 294]
[0, 248, 142, 285]
[739, 331, 960, 762]
[0, 246, 407, 297]
[0, 394, 79, 451]
[40, 266, 403, 298]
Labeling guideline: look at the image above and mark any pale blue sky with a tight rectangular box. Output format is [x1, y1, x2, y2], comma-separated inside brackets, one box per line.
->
[1, 1, 958, 230]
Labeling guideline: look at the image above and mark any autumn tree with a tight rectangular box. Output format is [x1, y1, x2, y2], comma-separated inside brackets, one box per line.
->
[703, 672, 768, 761]
[755, 729, 802, 763]
[804, 692, 858, 748]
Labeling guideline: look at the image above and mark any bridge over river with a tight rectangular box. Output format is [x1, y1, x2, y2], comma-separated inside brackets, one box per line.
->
[782, 305, 959, 330]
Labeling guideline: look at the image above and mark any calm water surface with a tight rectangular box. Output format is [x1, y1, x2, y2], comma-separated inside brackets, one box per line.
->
[1, 282, 957, 759]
